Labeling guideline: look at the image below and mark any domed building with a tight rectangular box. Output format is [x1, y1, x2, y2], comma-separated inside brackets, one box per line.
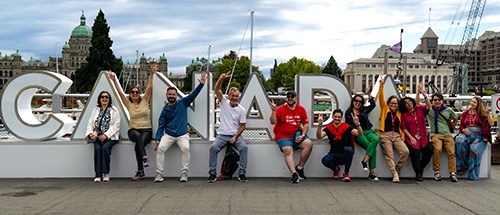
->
[49, 11, 92, 78]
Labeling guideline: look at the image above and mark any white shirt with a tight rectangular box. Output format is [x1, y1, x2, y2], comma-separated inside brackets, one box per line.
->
[217, 96, 246, 135]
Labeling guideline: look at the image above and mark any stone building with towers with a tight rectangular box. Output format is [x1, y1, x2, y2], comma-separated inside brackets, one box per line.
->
[0, 12, 175, 92]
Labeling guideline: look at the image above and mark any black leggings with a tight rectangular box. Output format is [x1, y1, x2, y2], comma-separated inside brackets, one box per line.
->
[128, 128, 152, 170]
[406, 142, 433, 175]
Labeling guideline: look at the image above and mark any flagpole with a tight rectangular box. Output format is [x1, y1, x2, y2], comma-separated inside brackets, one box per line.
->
[400, 28, 404, 96]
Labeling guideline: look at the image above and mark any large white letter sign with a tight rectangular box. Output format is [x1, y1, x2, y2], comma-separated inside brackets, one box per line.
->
[239, 73, 275, 139]
[296, 73, 352, 138]
[72, 71, 131, 140]
[0, 71, 74, 140]
[151, 72, 212, 140]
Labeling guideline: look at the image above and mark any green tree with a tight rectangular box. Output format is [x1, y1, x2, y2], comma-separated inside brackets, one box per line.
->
[322, 56, 343, 79]
[268, 57, 321, 92]
[73, 10, 123, 92]
[214, 51, 265, 92]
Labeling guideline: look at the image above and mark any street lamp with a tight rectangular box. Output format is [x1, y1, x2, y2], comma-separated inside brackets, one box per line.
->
[55, 42, 60, 74]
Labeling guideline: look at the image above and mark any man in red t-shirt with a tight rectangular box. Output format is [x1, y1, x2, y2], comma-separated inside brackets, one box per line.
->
[269, 91, 313, 183]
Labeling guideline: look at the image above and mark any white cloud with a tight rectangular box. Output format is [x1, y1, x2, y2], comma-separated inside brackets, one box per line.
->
[1, 0, 500, 77]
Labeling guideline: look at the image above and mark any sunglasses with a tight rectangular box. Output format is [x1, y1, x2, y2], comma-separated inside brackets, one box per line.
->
[130, 91, 140, 95]
[286, 95, 295, 99]
[100, 96, 109, 99]
[433, 99, 442, 102]
[354, 100, 363, 104]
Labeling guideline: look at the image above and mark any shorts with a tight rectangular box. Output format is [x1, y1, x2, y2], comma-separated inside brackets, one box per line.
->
[276, 135, 310, 152]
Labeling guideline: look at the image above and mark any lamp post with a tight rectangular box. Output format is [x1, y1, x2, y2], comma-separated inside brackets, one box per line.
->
[55, 42, 60, 74]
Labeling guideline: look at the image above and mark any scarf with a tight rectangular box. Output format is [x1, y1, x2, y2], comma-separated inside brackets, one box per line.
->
[95, 107, 111, 134]
[432, 104, 447, 134]
[326, 123, 355, 153]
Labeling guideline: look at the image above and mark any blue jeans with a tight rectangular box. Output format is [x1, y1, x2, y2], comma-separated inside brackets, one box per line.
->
[93, 139, 118, 177]
[321, 147, 354, 173]
[209, 135, 248, 175]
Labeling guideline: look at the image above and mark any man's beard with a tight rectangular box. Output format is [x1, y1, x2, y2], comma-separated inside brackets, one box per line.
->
[167, 97, 176, 103]
[287, 100, 296, 106]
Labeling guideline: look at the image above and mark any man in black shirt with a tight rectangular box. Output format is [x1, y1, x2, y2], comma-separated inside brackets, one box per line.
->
[317, 109, 363, 182]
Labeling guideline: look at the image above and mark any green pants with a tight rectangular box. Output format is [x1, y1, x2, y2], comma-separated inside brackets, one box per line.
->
[354, 129, 379, 169]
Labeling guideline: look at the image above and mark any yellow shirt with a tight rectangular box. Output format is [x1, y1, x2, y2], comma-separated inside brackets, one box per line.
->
[377, 84, 404, 136]
[123, 93, 152, 129]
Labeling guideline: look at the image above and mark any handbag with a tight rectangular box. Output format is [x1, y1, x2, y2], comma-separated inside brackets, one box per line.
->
[438, 112, 455, 133]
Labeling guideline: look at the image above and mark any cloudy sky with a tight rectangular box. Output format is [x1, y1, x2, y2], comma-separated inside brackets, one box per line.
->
[1, 0, 500, 78]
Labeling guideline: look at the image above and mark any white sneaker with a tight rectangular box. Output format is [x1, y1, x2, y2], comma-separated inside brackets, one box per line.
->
[154, 173, 164, 183]
[102, 173, 110, 182]
[94, 177, 101, 182]
[180, 173, 188, 182]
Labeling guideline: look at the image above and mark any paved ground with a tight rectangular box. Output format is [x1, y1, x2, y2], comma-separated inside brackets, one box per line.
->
[1, 166, 499, 215]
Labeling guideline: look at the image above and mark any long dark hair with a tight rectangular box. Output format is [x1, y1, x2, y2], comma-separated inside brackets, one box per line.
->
[349, 94, 365, 110]
[97, 91, 112, 108]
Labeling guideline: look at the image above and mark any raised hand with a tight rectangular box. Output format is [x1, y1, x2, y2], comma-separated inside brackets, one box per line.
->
[270, 99, 277, 111]
[220, 71, 231, 80]
[485, 104, 491, 114]
[151, 62, 158, 74]
[318, 113, 324, 125]
[352, 112, 360, 125]
[199, 72, 208, 84]
[365, 84, 372, 94]
[106, 71, 116, 81]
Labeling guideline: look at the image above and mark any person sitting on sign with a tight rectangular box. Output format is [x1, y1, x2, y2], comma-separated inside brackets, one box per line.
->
[455, 96, 493, 181]
[317, 109, 363, 182]
[207, 71, 248, 183]
[377, 77, 409, 183]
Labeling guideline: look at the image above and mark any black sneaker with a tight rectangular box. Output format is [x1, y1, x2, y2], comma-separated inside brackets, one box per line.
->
[361, 160, 368, 171]
[295, 165, 306, 180]
[291, 172, 300, 183]
[238, 174, 247, 182]
[416, 173, 423, 182]
[368, 174, 379, 181]
[207, 174, 217, 183]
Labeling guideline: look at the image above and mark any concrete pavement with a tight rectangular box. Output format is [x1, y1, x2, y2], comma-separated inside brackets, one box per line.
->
[1, 166, 499, 214]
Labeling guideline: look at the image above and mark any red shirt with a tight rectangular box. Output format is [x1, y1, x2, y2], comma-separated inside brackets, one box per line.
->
[273, 104, 309, 141]
[400, 104, 429, 149]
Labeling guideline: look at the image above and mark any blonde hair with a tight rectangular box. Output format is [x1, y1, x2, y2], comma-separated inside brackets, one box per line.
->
[471, 96, 486, 118]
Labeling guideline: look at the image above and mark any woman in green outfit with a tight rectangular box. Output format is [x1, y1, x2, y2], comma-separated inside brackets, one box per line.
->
[344, 86, 379, 180]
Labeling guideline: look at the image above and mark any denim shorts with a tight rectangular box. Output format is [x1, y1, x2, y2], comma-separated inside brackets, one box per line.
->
[276, 135, 309, 152]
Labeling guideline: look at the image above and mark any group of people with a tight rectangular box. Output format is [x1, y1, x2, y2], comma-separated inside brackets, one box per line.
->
[85, 69, 494, 183]
[272, 77, 493, 183]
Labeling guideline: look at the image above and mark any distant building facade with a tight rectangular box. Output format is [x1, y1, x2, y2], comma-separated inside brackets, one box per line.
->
[343, 47, 454, 94]
[0, 12, 187, 92]
[345, 27, 500, 94]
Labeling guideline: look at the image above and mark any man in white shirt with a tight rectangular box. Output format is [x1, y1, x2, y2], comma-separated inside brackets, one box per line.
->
[208, 71, 248, 182]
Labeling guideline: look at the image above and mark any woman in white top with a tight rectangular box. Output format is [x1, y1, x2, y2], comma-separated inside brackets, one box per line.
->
[86, 91, 120, 182]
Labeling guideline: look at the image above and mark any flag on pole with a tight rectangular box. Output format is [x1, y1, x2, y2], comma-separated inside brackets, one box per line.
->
[388, 41, 402, 54]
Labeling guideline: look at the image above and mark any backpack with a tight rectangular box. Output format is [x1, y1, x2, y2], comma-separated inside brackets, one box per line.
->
[220, 144, 240, 179]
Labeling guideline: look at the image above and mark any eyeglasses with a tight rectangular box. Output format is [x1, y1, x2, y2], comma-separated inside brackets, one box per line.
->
[286, 95, 295, 99]
[433, 99, 442, 102]
[354, 100, 363, 104]
[130, 91, 140, 95]
[100, 96, 109, 99]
